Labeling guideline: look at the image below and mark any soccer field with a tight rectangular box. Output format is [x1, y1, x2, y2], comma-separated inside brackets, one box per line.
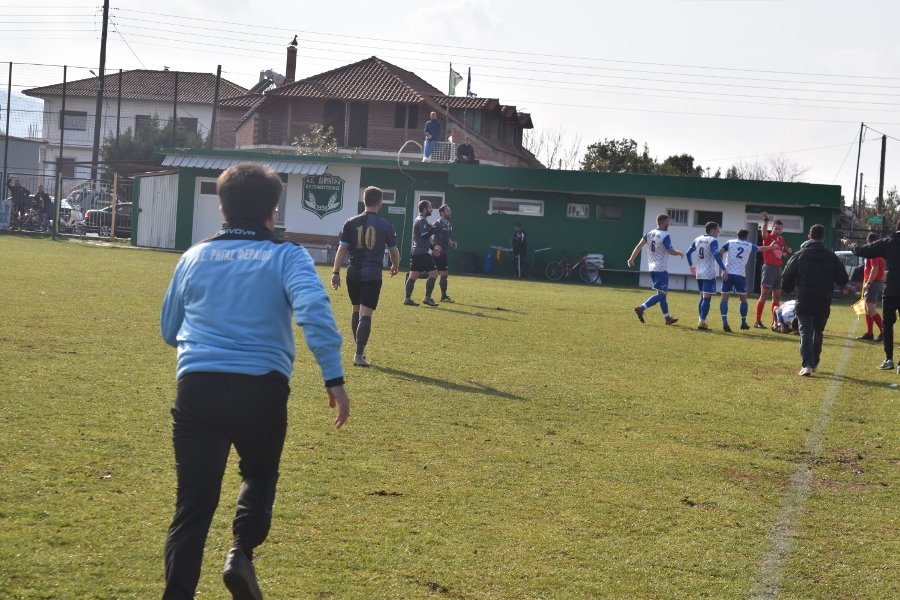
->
[1, 235, 898, 599]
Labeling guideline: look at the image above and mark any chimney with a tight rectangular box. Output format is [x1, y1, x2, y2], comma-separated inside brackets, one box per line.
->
[284, 36, 298, 85]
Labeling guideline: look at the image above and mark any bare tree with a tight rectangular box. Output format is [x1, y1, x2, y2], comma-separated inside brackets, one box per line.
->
[523, 126, 582, 170]
[726, 154, 809, 182]
[767, 154, 809, 183]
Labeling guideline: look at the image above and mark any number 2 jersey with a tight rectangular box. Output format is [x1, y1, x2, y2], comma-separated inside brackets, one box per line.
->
[643, 228, 674, 272]
[339, 211, 398, 281]
[720, 239, 759, 276]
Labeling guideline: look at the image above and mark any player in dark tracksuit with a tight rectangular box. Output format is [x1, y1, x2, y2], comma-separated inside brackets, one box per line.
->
[404, 200, 440, 306]
[431, 204, 458, 302]
[332, 186, 401, 367]
[512, 223, 527, 278]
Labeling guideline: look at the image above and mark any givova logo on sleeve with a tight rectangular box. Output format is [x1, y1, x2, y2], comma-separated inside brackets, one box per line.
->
[302, 174, 344, 219]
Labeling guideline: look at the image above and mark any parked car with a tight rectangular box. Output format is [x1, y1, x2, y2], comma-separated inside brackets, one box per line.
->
[83, 202, 132, 237]
[65, 189, 112, 212]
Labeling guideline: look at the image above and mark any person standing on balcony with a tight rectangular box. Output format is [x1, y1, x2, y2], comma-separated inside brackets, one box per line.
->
[423, 111, 441, 161]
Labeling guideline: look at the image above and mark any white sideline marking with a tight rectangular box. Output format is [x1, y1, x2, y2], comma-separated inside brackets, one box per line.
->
[748, 321, 857, 599]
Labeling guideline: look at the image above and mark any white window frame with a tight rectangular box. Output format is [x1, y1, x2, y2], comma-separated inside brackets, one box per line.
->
[667, 208, 688, 226]
[489, 197, 544, 217]
[566, 203, 589, 219]
[360, 187, 396, 205]
[415, 191, 445, 225]
[746, 213, 803, 233]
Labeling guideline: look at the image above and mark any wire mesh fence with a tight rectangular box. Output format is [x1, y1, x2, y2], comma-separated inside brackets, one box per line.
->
[1, 60, 238, 237]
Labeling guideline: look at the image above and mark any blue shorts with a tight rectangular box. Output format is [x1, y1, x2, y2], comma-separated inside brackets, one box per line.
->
[696, 279, 716, 294]
[721, 274, 747, 295]
[651, 271, 669, 293]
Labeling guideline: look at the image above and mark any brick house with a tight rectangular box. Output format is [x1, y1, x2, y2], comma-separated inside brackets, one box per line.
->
[221, 48, 541, 168]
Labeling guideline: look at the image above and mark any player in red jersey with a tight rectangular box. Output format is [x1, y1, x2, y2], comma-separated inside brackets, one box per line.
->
[754, 211, 792, 328]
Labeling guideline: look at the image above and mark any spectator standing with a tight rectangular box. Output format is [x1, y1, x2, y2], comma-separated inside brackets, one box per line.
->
[423, 112, 441, 161]
[331, 186, 401, 367]
[842, 225, 900, 371]
[33, 184, 51, 230]
[781, 224, 849, 376]
[6, 177, 30, 225]
[511, 223, 527, 278]
[159, 163, 349, 599]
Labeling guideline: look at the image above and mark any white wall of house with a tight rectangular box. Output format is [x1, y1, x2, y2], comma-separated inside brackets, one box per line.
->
[35, 96, 214, 180]
[637, 196, 773, 290]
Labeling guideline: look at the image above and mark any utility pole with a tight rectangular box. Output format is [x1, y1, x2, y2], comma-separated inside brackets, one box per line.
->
[851, 122, 864, 216]
[858, 172, 864, 216]
[877, 134, 887, 215]
[90, 0, 110, 182]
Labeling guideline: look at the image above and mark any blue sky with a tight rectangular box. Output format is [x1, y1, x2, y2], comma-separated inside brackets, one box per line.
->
[2, 0, 899, 201]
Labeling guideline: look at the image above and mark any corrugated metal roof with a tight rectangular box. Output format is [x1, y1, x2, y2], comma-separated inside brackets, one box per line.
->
[162, 155, 327, 175]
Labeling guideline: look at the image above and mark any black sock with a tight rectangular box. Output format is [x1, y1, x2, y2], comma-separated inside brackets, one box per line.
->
[350, 312, 359, 341]
[439, 275, 448, 296]
[405, 277, 415, 298]
[356, 316, 372, 355]
[425, 276, 436, 298]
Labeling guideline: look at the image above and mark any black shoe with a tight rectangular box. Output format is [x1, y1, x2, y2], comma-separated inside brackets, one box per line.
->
[858, 333, 875, 341]
[753, 322, 766, 329]
[422, 297, 439, 307]
[740, 322, 750, 331]
[223, 548, 263, 600]
[440, 295, 454, 303]
[723, 323, 732, 332]
[876, 333, 884, 342]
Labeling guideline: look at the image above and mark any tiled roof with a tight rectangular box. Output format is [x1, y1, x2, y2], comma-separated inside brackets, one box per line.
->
[219, 93, 264, 110]
[268, 56, 442, 103]
[434, 96, 499, 110]
[22, 70, 248, 103]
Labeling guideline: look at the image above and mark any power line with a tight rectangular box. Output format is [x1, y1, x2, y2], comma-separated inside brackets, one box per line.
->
[112, 7, 900, 82]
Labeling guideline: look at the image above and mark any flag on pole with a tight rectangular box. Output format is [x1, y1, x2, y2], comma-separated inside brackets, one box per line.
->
[449, 64, 463, 96]
[851, 295, 867, 317]
[466, 67, 476, 97]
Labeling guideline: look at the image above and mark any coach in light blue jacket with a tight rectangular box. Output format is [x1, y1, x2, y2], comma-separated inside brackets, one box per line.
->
[159, 163, 349, 600]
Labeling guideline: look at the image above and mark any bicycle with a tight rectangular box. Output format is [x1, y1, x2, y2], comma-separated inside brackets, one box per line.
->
[545, 253, 604, 284]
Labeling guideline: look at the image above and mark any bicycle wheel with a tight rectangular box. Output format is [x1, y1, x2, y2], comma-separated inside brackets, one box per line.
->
[545, 261, 565, 281]
[579, 263, 601, 284]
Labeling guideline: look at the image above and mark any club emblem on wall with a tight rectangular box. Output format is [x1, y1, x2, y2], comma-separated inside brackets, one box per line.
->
[301, 174, 345, 219]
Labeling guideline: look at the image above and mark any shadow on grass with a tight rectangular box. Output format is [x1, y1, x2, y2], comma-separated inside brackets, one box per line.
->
[372, 365, 526, 401]
[450, 302, 528, 315]
[433, 306, 512, 321]
[820, 372, 900, 390]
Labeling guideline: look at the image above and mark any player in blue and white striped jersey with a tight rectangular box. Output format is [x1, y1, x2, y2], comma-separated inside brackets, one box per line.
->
[627, 213, 686, 325]
[685, 222, 727, 330]
[718, 229, 776, 331]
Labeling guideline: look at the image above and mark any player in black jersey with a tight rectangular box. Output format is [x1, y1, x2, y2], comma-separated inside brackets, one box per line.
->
[432, 204, 458, 302]
[332, 186, 400, 367]
[404, 200, 441, 306]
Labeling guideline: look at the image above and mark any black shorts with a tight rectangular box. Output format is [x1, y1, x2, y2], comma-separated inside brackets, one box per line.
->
[433, 252, 448, 271]
[410, 253, 436, 273]
[347, 278, 383, 309]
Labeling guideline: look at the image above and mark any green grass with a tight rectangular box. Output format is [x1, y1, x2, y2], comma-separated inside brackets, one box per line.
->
[0, 234, 898, 599]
